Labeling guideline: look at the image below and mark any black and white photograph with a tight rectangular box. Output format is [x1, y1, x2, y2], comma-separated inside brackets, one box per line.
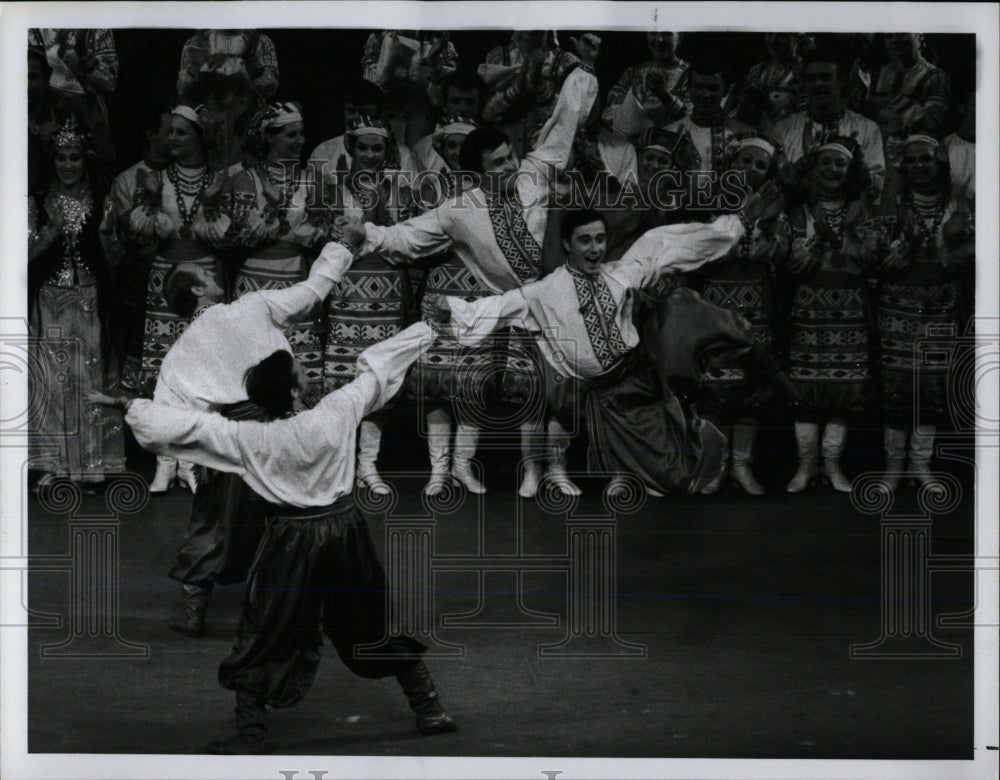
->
[1, 3, 997, 779]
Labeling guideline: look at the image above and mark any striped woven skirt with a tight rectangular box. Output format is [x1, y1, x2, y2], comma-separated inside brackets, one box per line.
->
[138, 240, 225, 396]
[323, 255, 419, 395]
[234, 241, 324, 390]
[403, 257, 500, 410]
[878, 278, 959, 426]
[499, 327, 545, 410]
[698, 265, 773, 416]
[788, 270, 872, 416]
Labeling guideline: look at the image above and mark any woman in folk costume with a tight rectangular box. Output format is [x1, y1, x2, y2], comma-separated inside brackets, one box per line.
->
[228, 102, 327, 392]
[601, 31, 691, 138]
[28, 117, 125, 494]
[781, 136, 887, 493]
[27, 29, 118, 172]
[337, 56, 600, 498]
[125, 104, 232, 492]
[739, 34, 809, 127]
[102, 106, 172, 394]
[323, 115, 422, 495]
[876, 135, 973, 493]
[177, 29, 280, 169]
[407, 116, 494, 495]
[692, 134, 792, 495]
[598, 128, 701, 259]
[479, 31, 597, 158]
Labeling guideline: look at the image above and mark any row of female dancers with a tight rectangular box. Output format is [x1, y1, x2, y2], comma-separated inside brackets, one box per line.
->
[29, 105, 972, 504]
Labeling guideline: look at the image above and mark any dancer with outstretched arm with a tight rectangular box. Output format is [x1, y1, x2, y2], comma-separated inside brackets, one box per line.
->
[423, 185, 788, 496]
[92, 258, 457, 754]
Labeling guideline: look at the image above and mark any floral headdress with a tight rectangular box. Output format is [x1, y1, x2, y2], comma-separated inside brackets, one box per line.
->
[52, 115, 88, 154]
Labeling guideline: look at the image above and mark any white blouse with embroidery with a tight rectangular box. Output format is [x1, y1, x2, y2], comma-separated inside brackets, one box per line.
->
[446, 215, 744, 380]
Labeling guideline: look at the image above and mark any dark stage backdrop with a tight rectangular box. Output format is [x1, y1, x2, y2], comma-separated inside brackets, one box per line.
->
[106, 29, 976, 175]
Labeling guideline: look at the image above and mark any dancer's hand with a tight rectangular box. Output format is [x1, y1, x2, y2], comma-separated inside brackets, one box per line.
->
[422, 293, 452, 324]
[87, 391, 133, 411]
[44, 192, 65, 234]
[339, 216, 366, 251]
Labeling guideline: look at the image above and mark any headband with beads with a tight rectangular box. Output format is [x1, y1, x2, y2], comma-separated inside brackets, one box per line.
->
[345, 115, 391, 139]
[432, 115, 478, 151]
[265, 102, 303, 130]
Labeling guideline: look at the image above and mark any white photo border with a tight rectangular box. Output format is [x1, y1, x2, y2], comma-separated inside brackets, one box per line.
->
[2, 3, 997, 779]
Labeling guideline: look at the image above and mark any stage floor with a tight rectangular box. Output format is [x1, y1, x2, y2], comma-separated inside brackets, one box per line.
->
[25, 422, 976, 759]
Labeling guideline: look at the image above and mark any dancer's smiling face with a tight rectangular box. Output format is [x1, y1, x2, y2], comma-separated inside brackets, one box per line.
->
[564, 219, 608, 276]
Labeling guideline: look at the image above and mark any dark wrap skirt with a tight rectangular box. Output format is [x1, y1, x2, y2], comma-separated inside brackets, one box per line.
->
[218, 495, 426, 709]
[560, 288, 759, 495]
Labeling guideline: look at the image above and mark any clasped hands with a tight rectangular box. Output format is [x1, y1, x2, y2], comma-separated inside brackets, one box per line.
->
[327, 215, 366, 249]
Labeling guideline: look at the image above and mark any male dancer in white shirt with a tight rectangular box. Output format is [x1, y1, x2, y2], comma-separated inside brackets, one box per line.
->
[148, 242, 353, 637]
[92, 304, 457, 754]
[423, 186, 784, 495]
[338, 51, 600, 498]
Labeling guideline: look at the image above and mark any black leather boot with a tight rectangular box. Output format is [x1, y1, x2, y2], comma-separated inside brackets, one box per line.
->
[396, 661, 458, 736]
[208, 690, 267, 754]
[167, 584, 211, 637]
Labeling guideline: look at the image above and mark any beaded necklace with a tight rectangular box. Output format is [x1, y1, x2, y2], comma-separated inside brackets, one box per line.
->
[167, 164, 212, 238]
[906, 190, 947, 255]
[815, 197, 847, 266]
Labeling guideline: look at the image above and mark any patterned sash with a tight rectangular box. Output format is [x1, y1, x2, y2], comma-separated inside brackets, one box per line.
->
[570, 269, 629, 370]
[485, 192, 542, 284]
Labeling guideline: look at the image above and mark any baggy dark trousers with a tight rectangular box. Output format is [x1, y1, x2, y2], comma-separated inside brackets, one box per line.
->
[218, 495, 425, 711]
